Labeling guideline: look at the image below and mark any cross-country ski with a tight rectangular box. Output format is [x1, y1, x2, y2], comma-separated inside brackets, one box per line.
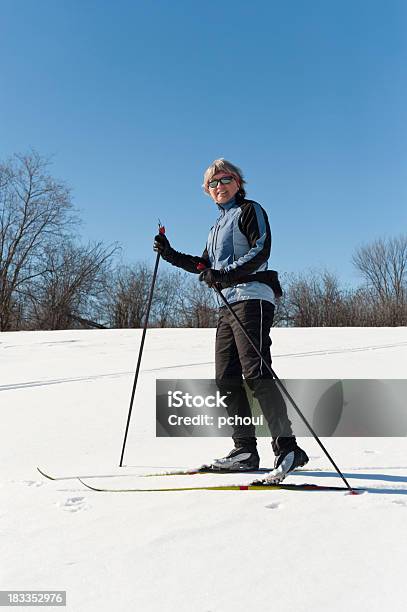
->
[77, 478, 356, 493]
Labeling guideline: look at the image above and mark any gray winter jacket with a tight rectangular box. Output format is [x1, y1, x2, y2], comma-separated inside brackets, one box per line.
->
[164, 193, 275, 307]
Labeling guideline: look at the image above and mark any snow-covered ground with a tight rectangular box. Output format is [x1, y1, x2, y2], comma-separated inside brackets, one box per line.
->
[1, 328, 407, 612]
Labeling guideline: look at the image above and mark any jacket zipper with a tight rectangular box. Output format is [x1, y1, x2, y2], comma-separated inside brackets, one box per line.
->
[211, 211, 223, 263]
[212, 223, 221, 263]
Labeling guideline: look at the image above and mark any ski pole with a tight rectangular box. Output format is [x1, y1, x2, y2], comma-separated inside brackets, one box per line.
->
[197, 264, 354, 492]
[119, 222, 165, 467]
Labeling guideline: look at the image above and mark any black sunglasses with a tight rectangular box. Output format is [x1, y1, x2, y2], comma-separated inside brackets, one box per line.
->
[208, 175, 235, 189]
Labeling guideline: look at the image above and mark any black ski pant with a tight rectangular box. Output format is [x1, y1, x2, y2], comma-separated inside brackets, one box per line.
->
[215, 299, 297, 456]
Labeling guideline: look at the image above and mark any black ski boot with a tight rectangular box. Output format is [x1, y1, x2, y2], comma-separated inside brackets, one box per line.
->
[262, 446, 309, 484]
[202, 446, 260, 472]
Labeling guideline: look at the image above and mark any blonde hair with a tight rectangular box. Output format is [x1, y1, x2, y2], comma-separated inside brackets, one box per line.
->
[203, 158, 246, 197]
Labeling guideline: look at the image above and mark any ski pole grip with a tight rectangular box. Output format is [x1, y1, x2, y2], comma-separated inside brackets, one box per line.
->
[158, 224, 166, 235]
[196, 263, 206, 271]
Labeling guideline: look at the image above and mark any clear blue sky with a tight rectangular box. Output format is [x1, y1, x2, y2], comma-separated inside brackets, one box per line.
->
[1, 0, 406, 287]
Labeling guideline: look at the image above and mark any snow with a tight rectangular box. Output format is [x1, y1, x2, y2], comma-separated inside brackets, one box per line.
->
[1, 327, 407, 611]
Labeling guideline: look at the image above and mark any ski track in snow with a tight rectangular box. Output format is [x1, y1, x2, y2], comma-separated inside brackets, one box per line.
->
[0, 372, 131, 392]
[274, 339, 407, 358]
[2, 339, 407, 392]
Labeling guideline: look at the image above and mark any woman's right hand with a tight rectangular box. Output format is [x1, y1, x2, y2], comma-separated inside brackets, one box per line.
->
[153, 233, 171, 256]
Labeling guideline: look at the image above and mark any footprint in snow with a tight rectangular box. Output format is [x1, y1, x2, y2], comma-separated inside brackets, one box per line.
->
[57, 497, 89, 513]
[265, 502, 282, 510]
[22, 480, 43, 488]
[392, 500, 407, 507]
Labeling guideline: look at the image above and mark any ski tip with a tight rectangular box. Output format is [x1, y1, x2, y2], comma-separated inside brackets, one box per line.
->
[78, 478, 102, 491]
[37, 466, 53, 479]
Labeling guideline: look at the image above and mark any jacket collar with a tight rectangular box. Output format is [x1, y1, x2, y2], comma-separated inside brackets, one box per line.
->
[217, 195, 238, 213]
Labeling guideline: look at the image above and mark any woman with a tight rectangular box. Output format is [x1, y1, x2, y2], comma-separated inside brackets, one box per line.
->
[154, 159, 308, 482]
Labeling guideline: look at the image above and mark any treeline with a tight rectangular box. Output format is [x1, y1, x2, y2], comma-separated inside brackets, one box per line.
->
[0, 151, 216, 331]
[276, 261, 407, 327]
[1, 151, 406, 330]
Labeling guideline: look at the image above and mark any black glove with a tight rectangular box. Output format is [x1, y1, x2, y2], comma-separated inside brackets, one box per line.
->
[199, 268, 226, 288]
[153, 233, 172, 259]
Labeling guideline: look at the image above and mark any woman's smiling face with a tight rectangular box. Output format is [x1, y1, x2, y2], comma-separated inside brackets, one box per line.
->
[207, 173, 239, 205]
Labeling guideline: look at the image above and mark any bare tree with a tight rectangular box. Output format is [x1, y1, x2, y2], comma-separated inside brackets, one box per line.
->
[27, 240, 118, 329]
[272, 272, 292, 327]
[0, 151, 76, 330]
[102, 263, 153, 328]
[152, 269, 185, 327]
[352, 235, 407, 325]
[352, 235, 407, 303]
[284, 270, 345, 327]
[177, 275, 217, 327]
